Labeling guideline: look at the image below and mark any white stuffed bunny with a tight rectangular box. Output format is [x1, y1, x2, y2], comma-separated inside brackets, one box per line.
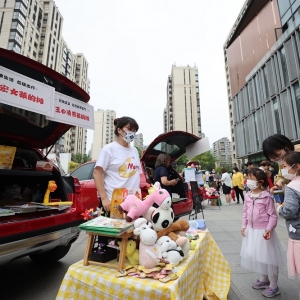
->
[133, 218, 162, 268]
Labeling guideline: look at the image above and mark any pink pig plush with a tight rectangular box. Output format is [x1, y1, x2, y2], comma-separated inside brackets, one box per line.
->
[118, 182, 172, 222]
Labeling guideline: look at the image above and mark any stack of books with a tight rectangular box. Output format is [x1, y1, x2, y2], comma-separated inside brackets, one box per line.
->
[0, 208, 15, 217]
[78, 216, 133, 236]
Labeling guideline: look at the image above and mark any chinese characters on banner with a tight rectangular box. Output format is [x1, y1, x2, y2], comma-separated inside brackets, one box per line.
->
[0, 66, 55, 117]
[46, 92, 95, 130]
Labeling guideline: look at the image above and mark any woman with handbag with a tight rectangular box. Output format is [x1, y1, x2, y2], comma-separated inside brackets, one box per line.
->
[220, 168, 232, 205]
[232, 167, 245, 204]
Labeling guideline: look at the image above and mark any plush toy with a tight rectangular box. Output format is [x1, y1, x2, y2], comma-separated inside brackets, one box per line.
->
[133, 218, 162, 269]
[156, 235, 184, 266]
[118, 239, 139, 266]
[156, 236, 178, 253]
[178, 235, 190, 258]
[118, 182, 172, 222]
[162, 247, 184, 266]
[156, 219, 190, 247]
[146, 206, 175, 231]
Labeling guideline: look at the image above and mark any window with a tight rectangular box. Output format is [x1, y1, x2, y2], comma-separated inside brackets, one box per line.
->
[9, 32, 23, 44]
[35, 33, 39, 39]
[71, 162, 96, 181]
[273, 99, 281, 134]
[13, 12, 25, 25]
[279, 47, 289, 87]
[33, 51, 36, 57]
[293, 82, 300, 127]
[34, 42, 37, 48]
[28, 45, 31, 52]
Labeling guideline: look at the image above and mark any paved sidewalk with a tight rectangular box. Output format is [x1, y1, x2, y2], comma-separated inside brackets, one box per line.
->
[195, 194, 300, 300]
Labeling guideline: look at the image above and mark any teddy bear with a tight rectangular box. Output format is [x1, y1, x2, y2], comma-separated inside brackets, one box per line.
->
[146, 204, 189, 247]
[118, 182, 172, 222]
[118, 239, 139, 266]
[133, 218, 162, 269]
[156, 236, 184, 266]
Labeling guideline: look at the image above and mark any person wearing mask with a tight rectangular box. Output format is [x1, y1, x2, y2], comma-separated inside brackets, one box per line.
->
[214, 172, 222, 192]
[232, 167, 245, 204]
[93, 116, 141, 214]
[262, 134, 300, 192]
[208, 169, 215, 187]
[220, 168, 232, 205]
[153, 153, 178, 198]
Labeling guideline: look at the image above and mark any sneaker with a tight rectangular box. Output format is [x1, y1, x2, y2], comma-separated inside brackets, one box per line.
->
[262, 287, 281, 298]
[252, 280, 270, 289]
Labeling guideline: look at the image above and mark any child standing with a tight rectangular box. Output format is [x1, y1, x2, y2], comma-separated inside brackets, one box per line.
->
[276, 152, 300, 298]
[241, 168, 286, 298]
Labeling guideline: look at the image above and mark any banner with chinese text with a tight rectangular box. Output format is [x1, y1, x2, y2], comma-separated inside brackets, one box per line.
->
[46, 92, 95, 129]
[0, 66, 55, 116]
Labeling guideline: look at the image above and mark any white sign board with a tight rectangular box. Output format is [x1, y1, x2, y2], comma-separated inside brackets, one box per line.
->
[184, 167, 196, 183]
[186, 137, 210, 159]
[46, 92, 95, 130]
[0, 66, 55, 116]
[195, 172, 204, 186]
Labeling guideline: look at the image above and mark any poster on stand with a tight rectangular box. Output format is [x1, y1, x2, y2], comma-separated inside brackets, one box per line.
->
[184, 168, 196, 183]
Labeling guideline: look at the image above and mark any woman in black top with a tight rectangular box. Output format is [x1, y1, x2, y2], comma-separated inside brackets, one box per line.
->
[153, 153, 178, 197]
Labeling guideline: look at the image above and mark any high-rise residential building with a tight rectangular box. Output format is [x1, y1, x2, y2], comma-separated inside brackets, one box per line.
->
[134, 133, 143, 149]
[0, 0, 90, 155]
[164, 65, 202, 137]
[213, 137, 232, 169]
[224, 0, 300, 167]
[91, 109, 116, 160]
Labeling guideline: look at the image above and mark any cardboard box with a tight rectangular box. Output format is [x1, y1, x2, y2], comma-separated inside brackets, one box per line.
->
[0, 145, 16, 169]
[35, 161, 53, 171]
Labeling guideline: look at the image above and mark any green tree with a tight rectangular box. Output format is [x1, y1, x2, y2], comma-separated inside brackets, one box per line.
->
[71, 153, 92, 164]
[69, 161, 79, 173]
[175, 153, 188, 173]
[192, 151, 216, 171]
[135, 146, 143, 158]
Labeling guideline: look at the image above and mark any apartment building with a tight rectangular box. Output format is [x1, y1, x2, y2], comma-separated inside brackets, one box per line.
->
[91, 109, 116, 160]
[224, 0, 300, 167]
[0, 0, 90, 155]
[213, 137, 232, 169]
[134, 133, 143, 149]
[164, 65, 202, 137]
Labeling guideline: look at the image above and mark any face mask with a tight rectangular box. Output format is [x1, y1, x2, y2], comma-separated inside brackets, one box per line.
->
[212, 171, 215, 174]
[122, 130, 135, 143]
[276, 159, 283, 165]
[246, 179, 258, 190]
[281, 165, 297, 180]
[233, 170, 236, 173]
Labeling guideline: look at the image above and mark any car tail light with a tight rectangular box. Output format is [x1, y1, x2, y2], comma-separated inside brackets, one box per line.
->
[73, 177, 82, 194]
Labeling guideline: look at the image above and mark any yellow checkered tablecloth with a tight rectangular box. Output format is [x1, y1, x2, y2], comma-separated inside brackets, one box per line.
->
[56, 230, 230, 300]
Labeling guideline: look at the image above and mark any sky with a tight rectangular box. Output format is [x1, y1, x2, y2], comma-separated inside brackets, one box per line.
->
[54, 0, 244, 151]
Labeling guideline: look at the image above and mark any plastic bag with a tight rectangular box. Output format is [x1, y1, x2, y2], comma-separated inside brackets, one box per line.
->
[231, 189, 236, 201]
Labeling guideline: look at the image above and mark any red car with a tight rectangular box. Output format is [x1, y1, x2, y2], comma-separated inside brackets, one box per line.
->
[71, 131, 203, 218]
[0, 49, 99, 265]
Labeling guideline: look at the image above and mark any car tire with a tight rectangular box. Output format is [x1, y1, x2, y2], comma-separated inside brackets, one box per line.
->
[29, 245, 71, 264]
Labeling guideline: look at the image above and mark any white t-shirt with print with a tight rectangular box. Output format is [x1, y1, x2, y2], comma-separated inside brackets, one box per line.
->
[95, 141, 141, 201]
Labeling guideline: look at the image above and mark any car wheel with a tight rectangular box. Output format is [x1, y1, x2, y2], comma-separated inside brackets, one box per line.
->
[29, 245, 71, 264]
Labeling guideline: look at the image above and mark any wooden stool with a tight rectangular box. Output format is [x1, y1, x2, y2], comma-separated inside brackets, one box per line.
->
[83, 229, 134, 272]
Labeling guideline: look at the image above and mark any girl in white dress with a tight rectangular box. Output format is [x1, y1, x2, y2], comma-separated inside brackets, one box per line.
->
[240, 168, 286, 298]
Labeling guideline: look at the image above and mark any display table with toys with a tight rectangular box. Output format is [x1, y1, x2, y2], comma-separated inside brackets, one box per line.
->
[56, 230, 230, 300]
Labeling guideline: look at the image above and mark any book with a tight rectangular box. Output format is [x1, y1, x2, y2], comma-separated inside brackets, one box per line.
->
[78, 216, 134, 236]
[0, 145, 16, 170]
[0, 208, 15, 217]
[4, 203, 37, 213]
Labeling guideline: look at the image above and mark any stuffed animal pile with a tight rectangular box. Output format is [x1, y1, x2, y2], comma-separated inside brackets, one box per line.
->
[115, 182, 193, 280]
